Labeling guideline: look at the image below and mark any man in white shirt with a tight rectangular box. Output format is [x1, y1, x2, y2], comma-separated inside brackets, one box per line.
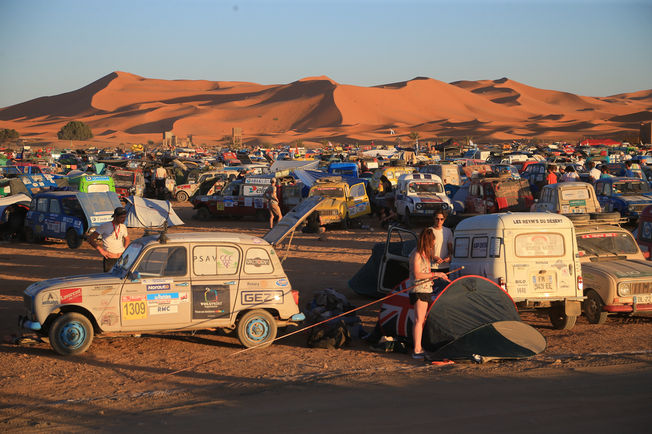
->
[430, 211, 453, 273]
[88, 207, 130, 272]
[587, 161, 601, 183]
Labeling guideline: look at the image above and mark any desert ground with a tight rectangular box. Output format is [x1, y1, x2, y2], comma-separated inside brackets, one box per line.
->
[1, 202, 651, 432]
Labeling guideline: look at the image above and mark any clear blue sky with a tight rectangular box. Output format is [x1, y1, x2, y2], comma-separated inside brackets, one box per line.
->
[1, 0, 650, 108]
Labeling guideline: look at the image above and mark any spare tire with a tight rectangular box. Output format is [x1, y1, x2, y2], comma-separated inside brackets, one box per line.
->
[589, 212, 621, 222]
[563, 213, 590, 223]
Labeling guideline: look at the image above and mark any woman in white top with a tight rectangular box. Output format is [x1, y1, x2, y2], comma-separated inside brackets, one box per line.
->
[409, 228, 449, 359]
[561, 165, 579, 182]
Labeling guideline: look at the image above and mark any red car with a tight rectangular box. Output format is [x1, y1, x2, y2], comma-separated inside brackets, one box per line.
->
[465, 177, 533, 214]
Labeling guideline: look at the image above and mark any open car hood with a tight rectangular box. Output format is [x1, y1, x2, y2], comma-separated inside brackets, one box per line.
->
[263, 196, 326, 246]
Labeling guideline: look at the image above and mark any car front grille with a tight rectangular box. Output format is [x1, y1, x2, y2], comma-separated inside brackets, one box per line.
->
[628, 281, 652, 295]
[422, 202, 447, 210]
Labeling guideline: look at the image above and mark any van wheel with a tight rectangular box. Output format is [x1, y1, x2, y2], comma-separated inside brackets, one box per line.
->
[49, 312, 94, 355]
[237, 310, 277, 348]
[583, 290, 608, 324]
[196, 207, 210, 221]
[403, 209, 411, 228]
[548, 304, 577, 330]
[66, 229, 82, 249]
[175, 191, 189, 202]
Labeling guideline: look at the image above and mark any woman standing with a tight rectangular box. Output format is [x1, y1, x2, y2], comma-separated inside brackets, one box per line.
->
[409, 228, 449, 359]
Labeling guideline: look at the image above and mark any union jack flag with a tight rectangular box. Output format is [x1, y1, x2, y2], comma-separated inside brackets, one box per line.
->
[378, 279, 416, 338]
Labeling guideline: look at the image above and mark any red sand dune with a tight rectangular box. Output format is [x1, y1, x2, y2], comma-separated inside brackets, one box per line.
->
[1, 71, 651, 146]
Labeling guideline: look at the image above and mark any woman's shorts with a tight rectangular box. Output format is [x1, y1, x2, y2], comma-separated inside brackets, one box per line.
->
[409, 292, 431, 304]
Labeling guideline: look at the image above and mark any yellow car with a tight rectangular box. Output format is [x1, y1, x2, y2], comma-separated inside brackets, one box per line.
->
[308, 176, 370, 228]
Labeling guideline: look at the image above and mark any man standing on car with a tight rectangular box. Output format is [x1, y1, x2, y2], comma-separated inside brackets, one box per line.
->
[430, 211, 453, 273]
[88, 207, 130, 272]
[265, 178, 282, 229]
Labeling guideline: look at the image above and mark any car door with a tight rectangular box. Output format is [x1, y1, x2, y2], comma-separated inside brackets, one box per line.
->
[595, 181, 610, 211]
[45, 198, 65, 239]
[120, 245, 192, 330]
[377, 226, 418, 294]
[347, 182, 370, 218]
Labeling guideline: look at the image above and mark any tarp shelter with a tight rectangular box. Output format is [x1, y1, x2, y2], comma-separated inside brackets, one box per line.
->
[270, 159, 319, 172]
[123, 196, 184, 228]
[375, 276, 546, 361]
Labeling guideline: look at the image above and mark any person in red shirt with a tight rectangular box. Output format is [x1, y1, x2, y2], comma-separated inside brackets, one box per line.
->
[546, 165, 558, 185]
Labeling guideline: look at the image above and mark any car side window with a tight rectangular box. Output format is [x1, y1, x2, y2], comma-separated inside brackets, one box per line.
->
[49, 199, 61, 214]
[244, 248, 274, 274]
[193, 245, 240, 275]
[454, 237, 470, 258]
[136, 246, 187, 277]
[350, 183, 365, 198]
[37, 198, 49, 213]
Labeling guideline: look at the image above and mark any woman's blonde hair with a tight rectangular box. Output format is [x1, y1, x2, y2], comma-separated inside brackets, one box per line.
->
[416, 227, 436, 262]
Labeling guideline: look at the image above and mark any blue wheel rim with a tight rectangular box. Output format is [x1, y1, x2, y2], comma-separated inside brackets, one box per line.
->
[60, 321, 87, 349]
[246, 317, 270, 342]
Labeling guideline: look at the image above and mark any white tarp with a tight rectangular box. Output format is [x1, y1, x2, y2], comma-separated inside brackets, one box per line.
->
[123, 196, 184, 228]
[270, 160, 320, 172]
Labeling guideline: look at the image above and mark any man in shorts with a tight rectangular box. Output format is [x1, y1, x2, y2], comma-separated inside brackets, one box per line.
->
[88, 207, 130, 272]
[265, 178, 282, 229]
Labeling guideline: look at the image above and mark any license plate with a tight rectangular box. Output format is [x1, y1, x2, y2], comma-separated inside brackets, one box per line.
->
[634, 294, 652, 304]
[531, 273, 556, 292]
[569, 200, 586, 207]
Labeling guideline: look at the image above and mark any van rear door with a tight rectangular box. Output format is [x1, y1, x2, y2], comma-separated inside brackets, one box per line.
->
[504, 230, 577, 301]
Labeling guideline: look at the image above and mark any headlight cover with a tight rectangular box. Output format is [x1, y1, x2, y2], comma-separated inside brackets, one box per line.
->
[618, 283, 631, 296]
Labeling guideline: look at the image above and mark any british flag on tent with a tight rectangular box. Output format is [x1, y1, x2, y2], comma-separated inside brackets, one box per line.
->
[378, 279, 420, 338]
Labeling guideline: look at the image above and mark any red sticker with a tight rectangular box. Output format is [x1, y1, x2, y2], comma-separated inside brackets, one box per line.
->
[60, 288, 82, 304]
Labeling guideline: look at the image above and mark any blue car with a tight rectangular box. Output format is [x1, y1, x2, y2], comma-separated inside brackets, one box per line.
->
[24, 191, 122, 248]
[594, 177, 652, 221]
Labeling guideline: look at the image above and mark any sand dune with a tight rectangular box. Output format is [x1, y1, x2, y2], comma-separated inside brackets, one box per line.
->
[1, 71, 651, 145]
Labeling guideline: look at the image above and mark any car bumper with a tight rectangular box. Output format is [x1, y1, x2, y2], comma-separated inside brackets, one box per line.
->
[19, 315, 42, 331]
[604, 303, 652, 313]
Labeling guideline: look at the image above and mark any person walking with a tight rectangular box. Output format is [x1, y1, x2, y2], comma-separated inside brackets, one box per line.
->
[265, 178, 282, 229]
[429, 211, 453, 273]
[561, 165, 579, 182]
[88, 207, 130, 272]
[409, 228, 449, 359]
[546, 165, 558, 185]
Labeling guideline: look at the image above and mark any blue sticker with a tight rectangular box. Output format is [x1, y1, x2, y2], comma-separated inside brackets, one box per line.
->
[275, 278, 289, 287]
[147, 292, 179, 301]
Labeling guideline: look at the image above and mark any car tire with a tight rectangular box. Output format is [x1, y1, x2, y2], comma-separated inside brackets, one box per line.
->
[589, 212, 620, 222]
[175, 191, 189, 202]
[196, 207, 210, 221]
[564, 214, 590, 223]
[548, 304, 577, 330]
[49, 312, 94, 355]
[236, 309, 277, 349]
[583, 290, 608, 325]
[403, 209, 411, 228]
[66, 229, 82, 249]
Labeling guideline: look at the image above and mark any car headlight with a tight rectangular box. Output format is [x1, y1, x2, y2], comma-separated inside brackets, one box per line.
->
[416, 203, 423, 210]
[619, 283, 631, 296]
[442, 203, 449, 209]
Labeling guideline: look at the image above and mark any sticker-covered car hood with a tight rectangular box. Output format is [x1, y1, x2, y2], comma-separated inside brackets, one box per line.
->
[582, 258, 652, 279]
[25, 273, 123, 296]
[615, 195, 652, 204]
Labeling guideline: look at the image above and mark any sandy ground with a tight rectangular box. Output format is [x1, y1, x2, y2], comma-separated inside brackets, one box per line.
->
[1, 202, 651, 432]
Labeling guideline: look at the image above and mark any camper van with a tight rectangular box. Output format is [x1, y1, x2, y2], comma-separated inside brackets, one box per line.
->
[450, 213, 584, 329]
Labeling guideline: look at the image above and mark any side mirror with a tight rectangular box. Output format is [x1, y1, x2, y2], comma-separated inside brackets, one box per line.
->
[129, 271, 141, 281]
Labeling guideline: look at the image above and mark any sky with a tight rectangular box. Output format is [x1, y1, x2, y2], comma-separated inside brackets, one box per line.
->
[1, 0, 651, 108]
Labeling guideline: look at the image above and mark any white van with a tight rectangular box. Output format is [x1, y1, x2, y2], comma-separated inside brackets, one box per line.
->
[450, 213, 584, 329]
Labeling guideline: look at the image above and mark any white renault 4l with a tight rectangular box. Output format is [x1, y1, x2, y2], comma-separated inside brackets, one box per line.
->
[20, 232, 305, 355]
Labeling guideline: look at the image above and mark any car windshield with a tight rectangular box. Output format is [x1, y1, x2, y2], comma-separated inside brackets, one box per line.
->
[310, 187, 345, 198]
[114, 242, 144, 272]
[408, 182, 443, 194]
[612, 181, 650, 195]
[577, 231, 639, 257]
[113, 172, 134, 185]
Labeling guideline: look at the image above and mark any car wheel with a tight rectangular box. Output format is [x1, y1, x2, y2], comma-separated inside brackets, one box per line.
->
[342, 212, 350, 230]
[49, 312, 94, 355]
[66, 229, 82, 249]
[548, 303, 577, 330]
[583, 290, 608, 325]
[403, 209, 411, 228]
[196, 207, 210, 221]
[175, 191, 189, 202]
[24, 227, 36, 243]
[236, 309, 277, 348]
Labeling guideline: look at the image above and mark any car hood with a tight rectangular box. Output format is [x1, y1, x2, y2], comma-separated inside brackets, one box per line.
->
[582, 258, 652, 279]
[25, 272, 124, 296]
[615, 195, 652, 204]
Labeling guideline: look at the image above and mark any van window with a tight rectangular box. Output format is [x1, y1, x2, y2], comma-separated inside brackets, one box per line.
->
[136, 246, 187, 277]
[87, 184, 110, 193]
[244, 248, 274, 274]
[561, 188, 589, 201]
[489, 237, 503, 258]
[49, 199, 61, 214]
[471, 237, 488, 258]
[37, 198, 49, 213]
[515, 233, 565, 257]
[454, 237, 470, 258]
[193, 245, 240, 275]
[350, 183, 365, 198]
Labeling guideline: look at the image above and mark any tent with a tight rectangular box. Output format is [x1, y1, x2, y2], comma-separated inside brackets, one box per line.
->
[123, 196, 183, 228]
[374, 276, 546, 361]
